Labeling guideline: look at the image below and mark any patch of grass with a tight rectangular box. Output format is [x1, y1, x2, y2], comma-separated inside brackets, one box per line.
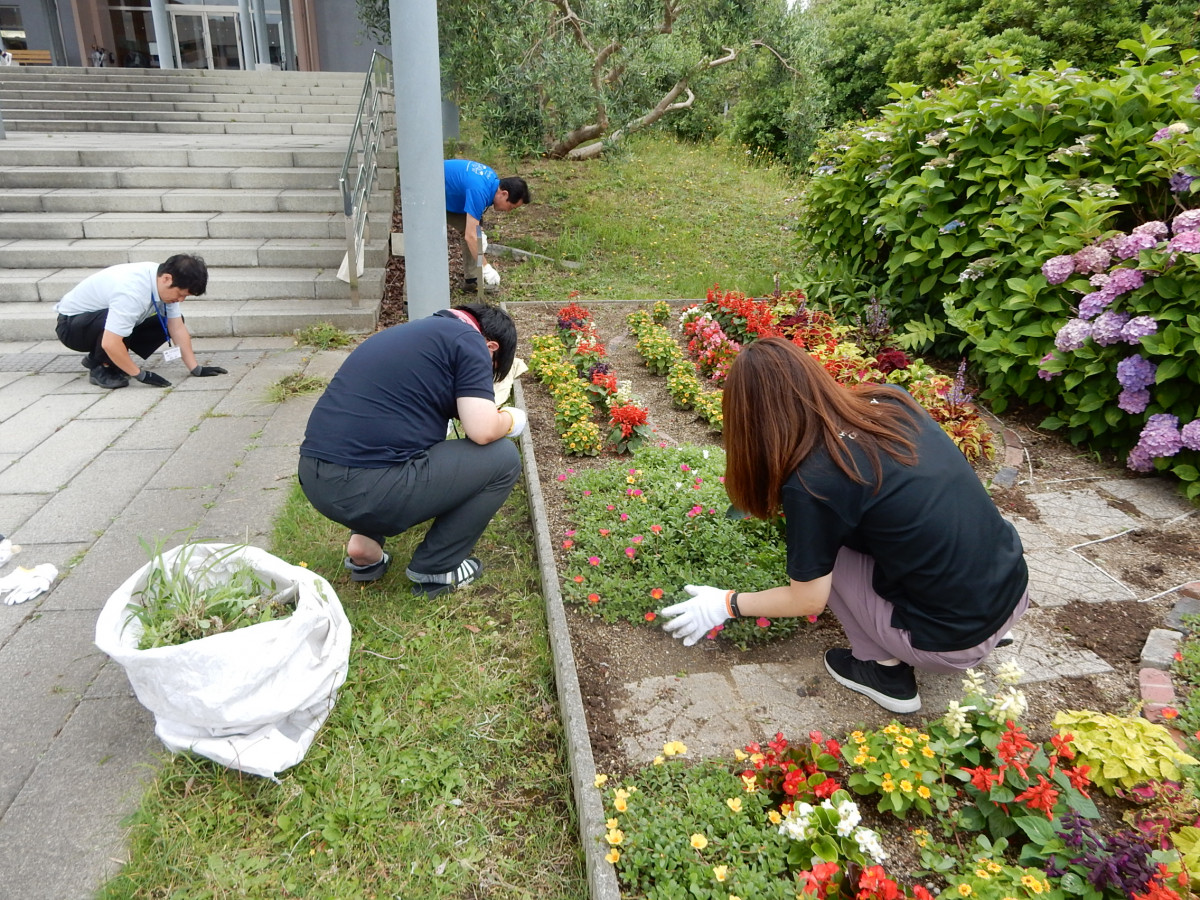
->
[483, 132, 801, 302]
[266, 373, 327, 403]
[294, 322, 355, 350]
[98, 479, 585, 899]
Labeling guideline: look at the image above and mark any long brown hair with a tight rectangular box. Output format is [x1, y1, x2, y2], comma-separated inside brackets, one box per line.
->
[724, 337, 922, 519]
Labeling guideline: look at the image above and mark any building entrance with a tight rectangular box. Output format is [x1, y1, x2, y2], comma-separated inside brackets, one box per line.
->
[172, 7, 242, 70]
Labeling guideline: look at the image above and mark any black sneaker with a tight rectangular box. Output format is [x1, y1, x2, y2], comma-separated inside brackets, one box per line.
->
[80, 354, 99, 370]
[344, 551, 391, 583]
[406, 557, 482, 591]
[824, 648, 921, 714]
[89, 366, 129, 390]
[464, 277, 479, 291]
[996, 631, 1015, 649]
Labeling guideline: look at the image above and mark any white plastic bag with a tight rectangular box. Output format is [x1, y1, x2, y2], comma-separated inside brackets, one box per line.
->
[95, 543, 352, 780]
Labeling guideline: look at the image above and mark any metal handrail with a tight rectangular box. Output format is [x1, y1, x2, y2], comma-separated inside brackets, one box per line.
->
[338, 50, 394, 307]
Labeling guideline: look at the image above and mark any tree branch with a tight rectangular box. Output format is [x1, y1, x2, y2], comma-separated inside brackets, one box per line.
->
[544, 0, 594, 54]
[750, 39, 800, 76]
[658, 0, 683, 33]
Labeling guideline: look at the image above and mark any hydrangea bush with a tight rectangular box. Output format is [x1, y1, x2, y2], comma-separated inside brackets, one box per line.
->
[797, 30, 1200, 496]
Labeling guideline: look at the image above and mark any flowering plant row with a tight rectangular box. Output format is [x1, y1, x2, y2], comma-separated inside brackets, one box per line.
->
[797, 34, 1200, 496]
[598, 667, 1197, 900]
[528, 300, 654, 456]
[626, 305, 724, 433]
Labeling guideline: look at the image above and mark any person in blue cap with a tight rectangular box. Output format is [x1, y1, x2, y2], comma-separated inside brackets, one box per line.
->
[53, 254, 226, 389]
[444, 159, 530, 291]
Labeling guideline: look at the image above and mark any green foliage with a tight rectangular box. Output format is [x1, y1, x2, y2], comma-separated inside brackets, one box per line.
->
[1052, 709, 1200, 795]
[293, 322, 354, 350]
[125, 541, 291, 650]
[266, 372, 328, 402]
[796, 36, 1200, 483]
[843, 724, 952, 819]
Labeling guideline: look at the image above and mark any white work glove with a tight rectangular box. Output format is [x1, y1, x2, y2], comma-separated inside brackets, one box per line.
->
[479, 229, 488, 253]
[0, 563, 58, 605]
[0, 537, 17, 569]
[482, 263, 501, 286]
[661, 585, 731, 646]
[502, 406, 527, 438]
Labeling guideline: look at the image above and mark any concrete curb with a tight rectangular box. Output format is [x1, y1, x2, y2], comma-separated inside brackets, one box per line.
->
[513, 375, 620, 900]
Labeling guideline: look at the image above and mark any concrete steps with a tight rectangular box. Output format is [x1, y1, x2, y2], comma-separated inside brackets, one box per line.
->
[0, 67, 394, 339]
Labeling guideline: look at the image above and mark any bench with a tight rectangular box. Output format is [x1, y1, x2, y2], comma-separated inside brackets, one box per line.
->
[8, 49, 53, 66]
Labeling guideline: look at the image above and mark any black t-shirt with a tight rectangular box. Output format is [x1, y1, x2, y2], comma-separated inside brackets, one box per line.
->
[782, 386, 1027, 651]
[299, 311, 495, 467]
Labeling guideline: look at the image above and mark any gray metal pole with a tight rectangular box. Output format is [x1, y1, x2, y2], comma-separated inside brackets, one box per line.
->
[149, 0, 175, 69]
[237, 0, 255, 67]
[391, 0, 450, 319]
[252, 0, 271, 68]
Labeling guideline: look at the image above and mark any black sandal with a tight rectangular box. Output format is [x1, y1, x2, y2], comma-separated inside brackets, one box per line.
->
[344, 552, 391, 582]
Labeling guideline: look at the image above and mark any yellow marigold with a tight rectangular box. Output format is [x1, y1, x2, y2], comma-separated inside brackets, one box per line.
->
[1020, 875, 1044, 894]
[767, 810, 782, 825]
[900, 736, 914, 747]
[690, 833, 708, 850]
[904, 726, 917, 735]
[881, 781, 896, 793]
[606, 829, 624, 846]
[851, 730, 866, 743]
[900, 780, 914, 793]
[713, 865, 728, 882]
[594, 774, 608, 788]
[918, 733, 930, 741]
[921, 746, 936, 758]
[975, 869, 990, 879]
[883, 724, 901, 736]
[987, 862, 1002, 874]
[957, 884, 973, 897]
[726, 798, 743, 813]
[854, 754, 868, 765]
[605, 848, 620, 864]
[899, 758, 911, 768]
[917, 785, 932, 799]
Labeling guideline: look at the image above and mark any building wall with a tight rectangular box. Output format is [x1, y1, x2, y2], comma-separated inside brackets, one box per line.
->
[313, 3, 388, 73]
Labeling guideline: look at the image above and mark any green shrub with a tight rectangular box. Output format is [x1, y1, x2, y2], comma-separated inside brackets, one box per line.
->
[1052, 709, 1199, 795]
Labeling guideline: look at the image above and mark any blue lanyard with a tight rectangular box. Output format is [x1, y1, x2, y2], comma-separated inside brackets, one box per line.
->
[150, 295, 172, 345]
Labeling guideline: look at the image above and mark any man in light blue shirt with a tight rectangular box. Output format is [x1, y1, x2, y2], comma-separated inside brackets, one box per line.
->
[54, 254, 227, 390]
[444, 160, 530, 291]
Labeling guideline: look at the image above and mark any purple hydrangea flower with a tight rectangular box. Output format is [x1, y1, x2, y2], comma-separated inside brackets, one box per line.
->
[1091, 311, 1130, 346]
[1078, 290, 1114, 319]
[1118, 388, 1151, 414]
[1106, 267, 1146, 296]
[1115, 231, 1160, 259]
[1089, 273, 1111, 288]
[1133, 221, 1169, 238]
[1116, 353, 1156, 390]
[1073, 244, 1112, 274]
[1041, 254, 1076, 284]
[1182, 420, 1200, 451]
[1139, 414, 1183, 457]
[1037, 352, 1060, 381]
[1168, 230, 1200, 253]
[1194, 84, 1200, 101]
[1173, 209, 1200, 233]
[1152, 126, 1173, 142]
[1127, 444, 1156, 472]
[1122, 316, 1158, 342]
[1054, 318, 1092, 352]
[1170, 171, 1196, 193]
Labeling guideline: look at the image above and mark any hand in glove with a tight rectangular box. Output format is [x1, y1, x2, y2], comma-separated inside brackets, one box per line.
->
[660, 585, 731, 646]
[0, 563, 58, 605]
[482, 263, 501, 287]
[135, 370, 171, 387]
[0, 536, 17, 569]
[502, 406, 527, 438]
[190, 365, 228, 377]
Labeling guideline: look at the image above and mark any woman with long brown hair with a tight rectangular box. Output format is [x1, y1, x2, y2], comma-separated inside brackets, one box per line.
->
[660, 338, 1029, 713]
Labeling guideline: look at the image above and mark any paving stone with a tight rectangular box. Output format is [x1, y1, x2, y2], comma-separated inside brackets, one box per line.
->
[988, 632, 1113, 683]
[0, 493, 53, 541]
[992, 466, 1020, 488]
[0, 392, 99, 453]
[143, 413, 270, 491]
[1006, 517, 1057, 552]
[1026, 489, 1139, 537]
[1142, 628, 1183, 671]
[106, 390, 218, 451]
[0, 372, 81, 424]
[1166, 596, 1200, 635]
[1098, 479, 1195, 521]
[0, 419, 131, 494]
[1024, 548, 1135, 606]
[1140, 667, 1176, 704]
[618, 672, 752, 763]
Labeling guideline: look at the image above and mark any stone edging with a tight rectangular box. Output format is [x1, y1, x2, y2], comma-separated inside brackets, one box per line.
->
[1140, 582, 1200, 748]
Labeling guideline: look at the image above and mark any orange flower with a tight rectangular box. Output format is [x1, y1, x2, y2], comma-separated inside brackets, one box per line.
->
[588, 593, 600, 604]
[650, 588, 664, 600]
[573, 575, 584, 583]
[644, 611, 657, 621]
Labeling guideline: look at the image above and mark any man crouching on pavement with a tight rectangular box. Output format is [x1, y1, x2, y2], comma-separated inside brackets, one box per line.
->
[54, 254, 227, 390]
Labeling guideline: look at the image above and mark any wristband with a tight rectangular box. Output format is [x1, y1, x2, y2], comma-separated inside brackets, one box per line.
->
[730, 591, 742, 617]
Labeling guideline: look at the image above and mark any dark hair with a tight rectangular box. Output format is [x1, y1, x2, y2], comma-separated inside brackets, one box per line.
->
[723, 337, 922, 519]
[455, 303, 517, 381]
[498, 176, 530, 205]
[158, 254, 208, 296]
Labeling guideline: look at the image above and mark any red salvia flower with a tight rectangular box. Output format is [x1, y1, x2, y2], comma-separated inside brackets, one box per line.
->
[1014, 774, 1060, 819]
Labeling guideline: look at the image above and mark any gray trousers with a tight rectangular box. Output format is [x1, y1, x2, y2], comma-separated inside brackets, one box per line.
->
[299, 437, 521, 575]
[446, 211, 483, 280]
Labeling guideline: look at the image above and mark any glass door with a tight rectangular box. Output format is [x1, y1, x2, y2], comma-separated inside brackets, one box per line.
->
[172, 10, 243, 70]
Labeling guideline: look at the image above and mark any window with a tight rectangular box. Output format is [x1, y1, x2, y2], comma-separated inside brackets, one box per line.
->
[0, 6, 27, 51]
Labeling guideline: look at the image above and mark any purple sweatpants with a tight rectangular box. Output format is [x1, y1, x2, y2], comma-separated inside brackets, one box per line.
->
[823, 547, 1029, 673]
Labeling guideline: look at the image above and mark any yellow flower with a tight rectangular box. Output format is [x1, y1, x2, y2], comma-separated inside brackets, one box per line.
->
[883, 724, 900, 736]
[900, 780, 914, 793]
[851, 730, 866, 743]
[298, 561, 309, 568]
[653, 756, 664, 765]
[975, 868, 990, 879]
[713, 865, 728, 882]
[614, 788, 630, 800]
[663, 740, 688, 757]
[899, 758, 911, 768]
[917, 785, 932, 799]
[741, 772, 758, 793]
[918, 733, 929, 741]
[626, 476, 636, 483]
[921, 746, 936, 758]
[957, 884, 973, 897]
[690, 833, 708, 850]
[1020, 875, 1044, 894]
[606, 818, 618, 830]
[726, 797, 742, 813]
[605, 848, 620, 864]
[606, 829, 624, 846]
[734, 748, 748, 761]
[614, 797, 627, 812]
[767, 810, 782, 825]
[594, 774, 608, 788]
[900, 736, 914, 747]
[854, 753, 868, 765]
[881, 781, 896, 793]
[987, 862, 1002, 874]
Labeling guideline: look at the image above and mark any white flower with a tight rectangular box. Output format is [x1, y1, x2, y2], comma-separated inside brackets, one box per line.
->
[995, 661, 1024, 686]
[989, 688, 1028, 720]
[854, 827, 889, 863]
[835, 799, 861, 836]
[942, 700, 975, 738]
[961, 669, 987, 695]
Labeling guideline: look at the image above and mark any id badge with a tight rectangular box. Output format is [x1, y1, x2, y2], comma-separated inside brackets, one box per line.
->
[162, 346, 182, 363]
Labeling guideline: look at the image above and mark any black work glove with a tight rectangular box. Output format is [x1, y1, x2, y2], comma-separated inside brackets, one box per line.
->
[190, 365, 228, 377]
[134, 370, 171, 387]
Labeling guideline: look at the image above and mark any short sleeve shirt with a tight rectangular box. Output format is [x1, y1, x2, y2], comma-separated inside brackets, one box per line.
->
[53, 261, 182, 337]
[299, 311, 496, 467]
[782, 387, 1028, 651]
[444, 160, 500, 221]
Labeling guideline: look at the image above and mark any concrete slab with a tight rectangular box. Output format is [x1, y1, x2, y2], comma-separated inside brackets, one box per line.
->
[0, 492, 53, 538]
[1025, 548, 1136, 605]
[196, 441, 298, 547]
[0, 419, 131, 494]
[0, 372, 79, 422]
[0, 392, 102, 454]
[106, 391, 217, 451]
[1026, 489, 1139, 537]
[143, 414, 270, 491]
[1098, 479, 1196, 521]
